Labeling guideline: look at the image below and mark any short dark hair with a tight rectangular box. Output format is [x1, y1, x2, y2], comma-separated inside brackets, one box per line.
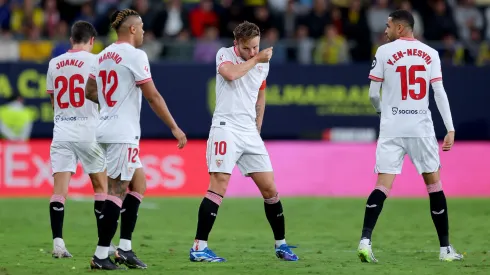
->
[389, 10, 415, 29]
[71, 21, 97, 44]
[233, 21, 260, 42]
[110, 9, 140, 31]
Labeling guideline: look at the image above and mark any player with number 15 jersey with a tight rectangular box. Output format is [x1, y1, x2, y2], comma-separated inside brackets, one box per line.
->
[357, 10, 461, 264]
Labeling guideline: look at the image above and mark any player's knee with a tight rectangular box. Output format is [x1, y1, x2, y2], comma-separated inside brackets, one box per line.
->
[129, 170, 147, 195]
[260, 184, 277, 199]
[209, 172, 230, 196]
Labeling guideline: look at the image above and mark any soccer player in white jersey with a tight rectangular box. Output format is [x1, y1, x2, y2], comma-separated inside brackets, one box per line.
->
[84, 9, 187, 270]
[189, 21, 298, 263]
[46, 21, 107, 259]
[357, 10, 463, 263]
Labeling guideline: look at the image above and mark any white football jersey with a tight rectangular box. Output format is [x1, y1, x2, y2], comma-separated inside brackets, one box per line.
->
[90, 42, 152, 145]
[47, 50, 99, 142]
[213, 46, 269, 133]
[369, 37, 443, 137]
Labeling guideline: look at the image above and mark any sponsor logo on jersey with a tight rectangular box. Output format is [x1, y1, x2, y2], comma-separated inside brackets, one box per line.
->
[54, 115, 88, 122]
[99, 115, 119, 121]
[391, 107, 428, 115]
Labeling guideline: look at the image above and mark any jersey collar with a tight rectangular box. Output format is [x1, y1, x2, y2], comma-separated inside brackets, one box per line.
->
[399, 37, 417, 41]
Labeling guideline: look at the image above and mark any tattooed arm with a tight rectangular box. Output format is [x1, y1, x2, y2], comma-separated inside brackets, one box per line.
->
[255, 86, 266, 133]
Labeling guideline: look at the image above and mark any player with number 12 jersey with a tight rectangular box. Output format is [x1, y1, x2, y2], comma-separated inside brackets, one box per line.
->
[85, 9, 186, 270]
[46, 21, 107, 259]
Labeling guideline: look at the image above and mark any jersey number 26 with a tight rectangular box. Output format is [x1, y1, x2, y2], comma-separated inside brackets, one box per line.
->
[55, 74, 85, 109]
[395, 65, 427, 100]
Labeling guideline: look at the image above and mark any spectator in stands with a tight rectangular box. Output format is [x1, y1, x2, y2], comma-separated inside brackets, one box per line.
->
[51, 21, 71, 58]
[280, 0, 300, 39]
[193, 25, 222, 63]
[189, 0, 218, 37]
[218, 0, 243, 38]
[367, 0, 391, 44]
[454, 0, 483, 42]
[19, 21, 53, 62]
[11, 0, 44, 38]
[74, 2, 96, 25]
[399, 0, 423, 39]
[295, 24, 315, 64]
[314, 24, 349, 65]
[44, 0, 60, 38]
[152, 0, 189, 38]
[253, 5, 275, 34]
[162, 29, 193, 61]
[330, 5, 343, 35]
[0, 94, 34, 141]
[130, 0, 154, 34]
[439, 34, 465, 65]
[300, 0, 330, 39]
[261, 27, 286, 63]
[0, 0, 11, 33]
[343, 0, 371, 62]
[424, 0, 459, 41]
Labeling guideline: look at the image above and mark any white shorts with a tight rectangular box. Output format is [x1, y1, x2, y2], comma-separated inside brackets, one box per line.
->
[50, 141, 106, 175]
[100, 143, 142, 181]
[206, 127, 273, 176]
[375, 137, 441, 175]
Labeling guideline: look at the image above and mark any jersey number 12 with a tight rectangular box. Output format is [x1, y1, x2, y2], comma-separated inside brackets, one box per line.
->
[395, 65, 427, 100]
[99, 70, 119, 107]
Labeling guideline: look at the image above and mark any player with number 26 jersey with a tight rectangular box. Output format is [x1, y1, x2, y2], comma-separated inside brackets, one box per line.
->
[46, 21, 107, 260]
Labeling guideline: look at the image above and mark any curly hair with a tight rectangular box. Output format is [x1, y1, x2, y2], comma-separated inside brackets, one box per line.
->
[233, 21, 261, 42]
[110, 9, 140, 31]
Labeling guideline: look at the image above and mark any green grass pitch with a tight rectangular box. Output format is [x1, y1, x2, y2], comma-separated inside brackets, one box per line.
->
[0, 198, 489, 274]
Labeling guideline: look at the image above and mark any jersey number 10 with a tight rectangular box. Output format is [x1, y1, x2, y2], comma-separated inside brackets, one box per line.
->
[99, 70, 119, 107]
[395, 65, 427, 100]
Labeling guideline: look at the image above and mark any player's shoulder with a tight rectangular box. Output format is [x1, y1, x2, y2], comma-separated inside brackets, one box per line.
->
[417, 41, 439, 57]
[374, 43, 391, 57]
[216, 46, 233, 57]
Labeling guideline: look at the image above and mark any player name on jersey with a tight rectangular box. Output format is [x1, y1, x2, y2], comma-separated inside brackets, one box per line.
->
[55, 59, 85, 69]
[98, 52, 123, 64]
[386, 48, 432, 66]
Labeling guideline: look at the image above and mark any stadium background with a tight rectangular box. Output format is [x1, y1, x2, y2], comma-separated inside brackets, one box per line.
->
[0, 0, 489, 274]
[0, 0, 488, 197]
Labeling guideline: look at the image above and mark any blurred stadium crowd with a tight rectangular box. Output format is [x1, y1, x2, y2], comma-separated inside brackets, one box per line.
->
[1, 0, 490, 65]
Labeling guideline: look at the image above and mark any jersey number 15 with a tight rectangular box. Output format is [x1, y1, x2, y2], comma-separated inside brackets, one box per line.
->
[395, 65, 427, 100]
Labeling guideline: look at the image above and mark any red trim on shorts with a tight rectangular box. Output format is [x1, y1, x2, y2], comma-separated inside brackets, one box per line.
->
[89, 74, 95, 80]
[136, 78, 152, 85]
[259, 80, 266, 90]
[430, 77, 442, 83]
[369, 75, 383, 82]
[47, 90, 54, 94]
